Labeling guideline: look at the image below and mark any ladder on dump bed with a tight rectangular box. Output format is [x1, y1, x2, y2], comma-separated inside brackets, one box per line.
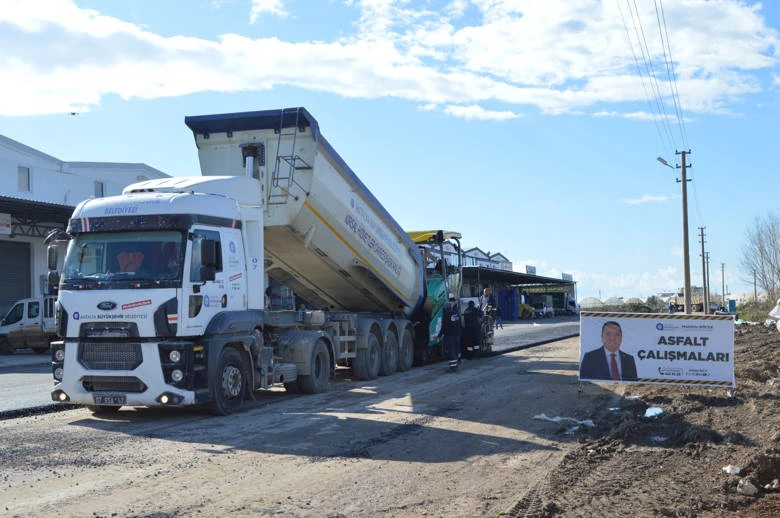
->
[268, 107, 313, 206]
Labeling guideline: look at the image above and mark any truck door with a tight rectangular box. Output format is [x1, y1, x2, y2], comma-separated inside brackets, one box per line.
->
[184, 228, 229, 333]
[23, 300, 44, 349]
[2, 302, 26, 349]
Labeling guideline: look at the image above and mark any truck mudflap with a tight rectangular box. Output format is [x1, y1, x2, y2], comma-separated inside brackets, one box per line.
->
[50, 341, 199, 409]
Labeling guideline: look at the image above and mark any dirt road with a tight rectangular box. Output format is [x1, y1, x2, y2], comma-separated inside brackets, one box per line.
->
[2, 334, 587, 517]
[1, 323, 777, 517]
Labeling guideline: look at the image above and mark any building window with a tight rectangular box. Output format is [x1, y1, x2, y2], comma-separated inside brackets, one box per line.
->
[18, 166, 30, 192]
[94, 181, 104, 198]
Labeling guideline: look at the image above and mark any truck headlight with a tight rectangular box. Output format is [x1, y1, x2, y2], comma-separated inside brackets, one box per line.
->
[54, 367, 64, 381]
[169, 350, 181, 362]
[171, 369, 184, 382]
[54, 349, 65, 362]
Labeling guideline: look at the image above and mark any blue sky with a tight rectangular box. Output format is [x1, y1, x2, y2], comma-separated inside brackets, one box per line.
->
[1, 0, 778, 302]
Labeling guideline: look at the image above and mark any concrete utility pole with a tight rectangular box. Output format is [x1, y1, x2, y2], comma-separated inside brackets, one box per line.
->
[677, 150, 693, 313]
[699, 227, 707, 313]
[721, 263, 726, 308]
[705, 252, 711, 312]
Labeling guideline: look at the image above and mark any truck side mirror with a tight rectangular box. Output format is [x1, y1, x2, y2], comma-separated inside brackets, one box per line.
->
[198, 266, 216, 282]
[47, 244, 58, 270]
[199, 239, 217, 268]
[47, 271, 60, 295]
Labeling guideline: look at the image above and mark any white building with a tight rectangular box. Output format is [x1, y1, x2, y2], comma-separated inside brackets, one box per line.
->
[0, 134, 168, 314]
[462, 247, 513, 271]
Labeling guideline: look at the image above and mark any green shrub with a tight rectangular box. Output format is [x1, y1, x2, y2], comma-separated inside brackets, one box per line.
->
[736, 300, 775, 322]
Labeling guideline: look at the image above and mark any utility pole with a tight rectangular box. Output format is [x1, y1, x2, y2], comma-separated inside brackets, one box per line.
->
[721, 263, 726, 308]
[677, 150, 692, 313]
[705, 252, 711, 313]
[699, 227, 707, 313]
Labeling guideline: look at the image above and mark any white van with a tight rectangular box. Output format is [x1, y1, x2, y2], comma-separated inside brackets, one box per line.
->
[0, 296, 58, 354]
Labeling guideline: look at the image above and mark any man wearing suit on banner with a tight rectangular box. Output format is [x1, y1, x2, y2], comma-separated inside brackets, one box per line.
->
[580, 321, 638, 381]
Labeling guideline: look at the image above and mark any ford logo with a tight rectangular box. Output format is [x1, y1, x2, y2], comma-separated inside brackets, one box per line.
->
[97, 301, 117, 311]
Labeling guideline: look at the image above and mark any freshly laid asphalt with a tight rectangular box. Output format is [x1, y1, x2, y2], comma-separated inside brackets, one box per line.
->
[0, 316, 581, 417]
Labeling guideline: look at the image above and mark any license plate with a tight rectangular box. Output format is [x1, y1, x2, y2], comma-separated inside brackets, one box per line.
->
[92, 394, 126, 405]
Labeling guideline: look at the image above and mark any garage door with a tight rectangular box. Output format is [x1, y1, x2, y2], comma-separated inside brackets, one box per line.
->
[0, 241, 31, 317]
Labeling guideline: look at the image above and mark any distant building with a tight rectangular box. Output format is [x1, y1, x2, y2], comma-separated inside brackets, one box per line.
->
[579, 297, 604, 309]
[0, 134, 169, 314]
[462, 247, 512, 271]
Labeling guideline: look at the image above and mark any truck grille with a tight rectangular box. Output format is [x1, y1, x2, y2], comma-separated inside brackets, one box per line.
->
[78, 343, 142, 370]
[81, 376, 147, 393]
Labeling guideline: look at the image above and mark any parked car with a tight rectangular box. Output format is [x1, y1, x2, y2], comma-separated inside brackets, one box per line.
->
[0, 295, 58, 354]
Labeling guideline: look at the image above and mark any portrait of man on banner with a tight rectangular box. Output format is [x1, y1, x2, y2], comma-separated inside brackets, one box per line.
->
[579, 320, 638, 382]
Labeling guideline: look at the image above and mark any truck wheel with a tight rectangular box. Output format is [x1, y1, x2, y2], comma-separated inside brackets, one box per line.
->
[296, 339, 330, 394]
[397, 328, 414, 372]
[86, 405, 121, 414]
[209, 347, 246, 416]
[378, 332, 398, 376]
[353, 333, 380, 380]
[0, 338, 13, 355]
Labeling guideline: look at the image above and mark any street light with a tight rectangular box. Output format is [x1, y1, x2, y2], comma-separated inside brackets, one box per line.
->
[656, 157, 673, 168]
[657, 154, 693, 313]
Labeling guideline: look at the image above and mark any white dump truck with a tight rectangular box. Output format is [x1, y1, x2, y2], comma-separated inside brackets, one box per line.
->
[48, 107, 462, 415]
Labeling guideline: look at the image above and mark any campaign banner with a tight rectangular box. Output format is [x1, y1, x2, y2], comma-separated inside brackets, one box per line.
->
[579, 312, 735, 388]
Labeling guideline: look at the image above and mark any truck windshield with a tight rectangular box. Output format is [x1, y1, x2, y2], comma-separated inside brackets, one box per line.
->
[62, 231, 184, 284]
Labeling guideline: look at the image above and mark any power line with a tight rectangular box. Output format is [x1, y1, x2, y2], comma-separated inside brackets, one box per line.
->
[616, 0, 675, 159]
[655, 0, 689, 149]
[627, 0, 677, 147]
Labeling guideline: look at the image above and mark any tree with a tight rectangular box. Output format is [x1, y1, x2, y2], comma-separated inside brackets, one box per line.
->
[645, 295, 664, 312]
[740, 213, 780, 301]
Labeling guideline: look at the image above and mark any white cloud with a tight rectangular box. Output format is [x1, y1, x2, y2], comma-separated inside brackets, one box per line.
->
[0, 0, 777, 118]
[250, 0, 290, 23]
[442, 104, 521, 120]
[623, 194, 669, 205]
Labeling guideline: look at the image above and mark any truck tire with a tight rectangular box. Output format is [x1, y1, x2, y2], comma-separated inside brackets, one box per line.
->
[86, 405, 122, 414]
[209, 347, 246, 416]
[296, 339, 330, 394]
[378, 332, 398, 376]
[353, 333, 380, 380]
[0, 338, 13, 355]
[397, 328, 414, 372]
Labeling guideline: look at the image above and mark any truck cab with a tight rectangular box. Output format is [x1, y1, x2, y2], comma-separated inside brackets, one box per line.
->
[0, 296, 58, 354]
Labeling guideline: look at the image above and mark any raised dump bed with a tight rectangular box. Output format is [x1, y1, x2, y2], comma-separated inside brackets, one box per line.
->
[185, 108, 424, 316]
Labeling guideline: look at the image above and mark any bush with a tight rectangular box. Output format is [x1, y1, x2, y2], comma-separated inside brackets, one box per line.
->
[736, 300, 775, 322]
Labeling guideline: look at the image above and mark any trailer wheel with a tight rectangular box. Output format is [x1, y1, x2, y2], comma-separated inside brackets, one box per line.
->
[209, 347, 246, 416]
[379, 332, 398, 376]
[86, 405, 121, 414]
[297, 339, 331, 394]
[0, 338, 12, 355]
[354, 333, 380, 380]
[397, 328, 414, 372]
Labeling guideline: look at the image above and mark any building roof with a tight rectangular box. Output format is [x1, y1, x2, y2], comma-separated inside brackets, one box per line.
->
[462, 265, 573, 287]
[489, 252, 510, 262]
[463, 247, 489, 259]
[0, 195, 73, 225]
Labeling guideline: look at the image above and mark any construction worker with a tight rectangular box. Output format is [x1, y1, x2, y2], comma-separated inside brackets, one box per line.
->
[440, 293, 462, 372]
